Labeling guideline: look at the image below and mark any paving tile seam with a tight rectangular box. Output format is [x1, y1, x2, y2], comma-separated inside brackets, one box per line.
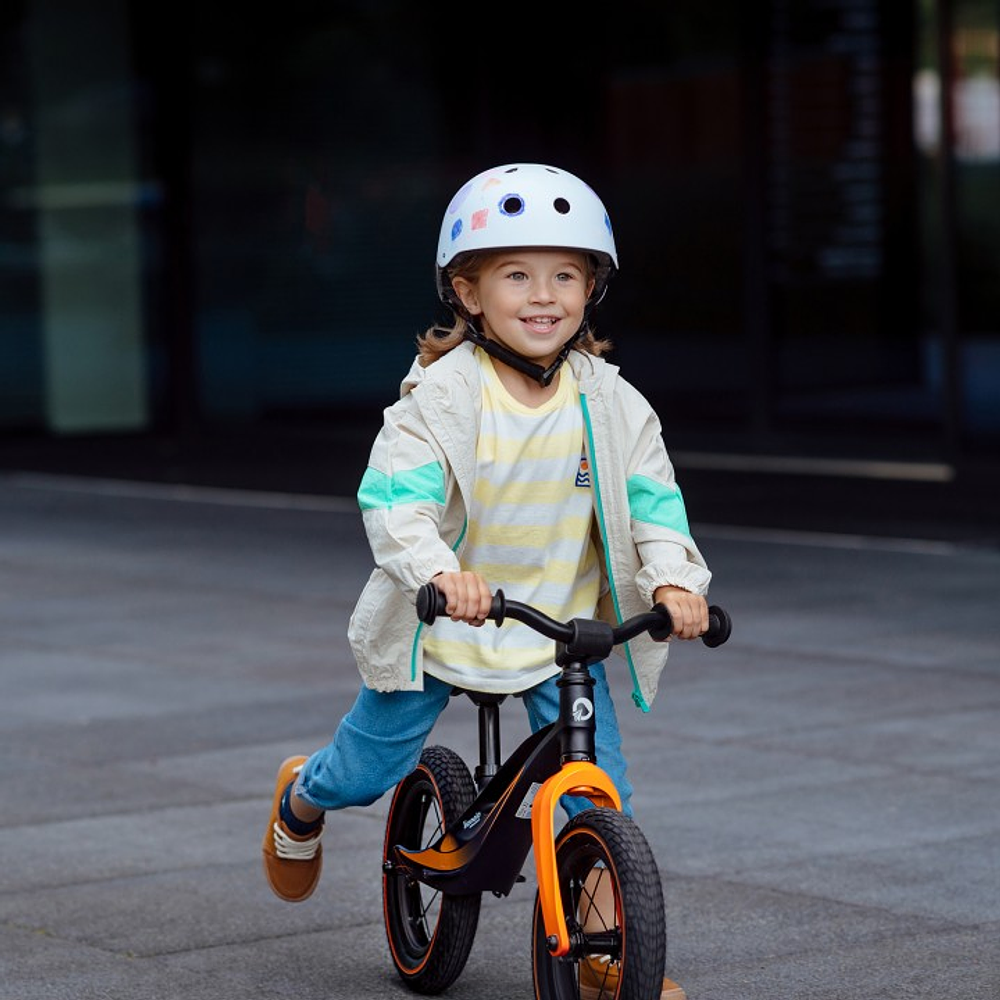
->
[0, 859, 261, 895]
[657, 712, 1000, 750]
[0, 695, 355, 730]
[726, 731, 1000, 769]
[683, 639, 1000, 677]
[652, 821, 1000, 871]
[1, 913, 385, 962]
[686, 839, 1000, 906]
[643, 777, 906, 811]
[670, 923, 1000, 991]
[0, 797, 385, 837]
[98, 919, 390, 963]
[141, 917, 394, 960]
[657, 871, 974, 935]
[1, 917, 161, 960]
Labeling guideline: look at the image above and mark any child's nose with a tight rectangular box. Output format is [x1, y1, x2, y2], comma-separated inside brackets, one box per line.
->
[530, 279, 556, 303]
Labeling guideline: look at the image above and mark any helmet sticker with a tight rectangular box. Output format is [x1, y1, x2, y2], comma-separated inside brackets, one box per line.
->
[450, 218, 463, 242]
[471, 208, 488, 231]
[447, 181, 473, 215]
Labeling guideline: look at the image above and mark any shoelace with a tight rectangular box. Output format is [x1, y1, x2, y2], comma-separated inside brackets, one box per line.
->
[272, 821, 323, 861]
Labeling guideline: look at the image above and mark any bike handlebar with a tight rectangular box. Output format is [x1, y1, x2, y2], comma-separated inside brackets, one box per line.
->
[416, 583, 732, 652]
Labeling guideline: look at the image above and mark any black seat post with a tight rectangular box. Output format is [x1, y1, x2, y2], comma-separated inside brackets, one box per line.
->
[470, 693, 506, 792]
[477, 701, 500, 791]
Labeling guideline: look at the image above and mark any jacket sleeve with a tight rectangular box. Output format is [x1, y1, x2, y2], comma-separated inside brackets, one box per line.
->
[619, 384, 712, 602]
[357, 393, 462, 601]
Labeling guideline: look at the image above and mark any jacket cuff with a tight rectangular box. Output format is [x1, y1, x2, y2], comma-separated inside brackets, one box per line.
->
[635, 562, 712, 605]
[397, 552, 462, 600]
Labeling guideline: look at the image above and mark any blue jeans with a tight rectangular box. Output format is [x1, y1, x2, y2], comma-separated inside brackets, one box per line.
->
[295, 663, 633, 820]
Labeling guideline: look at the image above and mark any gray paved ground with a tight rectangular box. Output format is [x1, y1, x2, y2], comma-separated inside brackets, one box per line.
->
[1, 471, 998, 999]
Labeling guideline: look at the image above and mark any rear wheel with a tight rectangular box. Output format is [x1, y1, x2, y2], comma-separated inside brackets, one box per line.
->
[532, 808, 666, 1000]
[382, 746, 481, 994]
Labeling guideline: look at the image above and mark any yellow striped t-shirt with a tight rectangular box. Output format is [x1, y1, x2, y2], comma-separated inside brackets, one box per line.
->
[422, 349, 600, 692]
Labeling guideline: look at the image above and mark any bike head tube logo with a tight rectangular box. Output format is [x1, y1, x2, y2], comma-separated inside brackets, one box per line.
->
[572, 697, 594, 722]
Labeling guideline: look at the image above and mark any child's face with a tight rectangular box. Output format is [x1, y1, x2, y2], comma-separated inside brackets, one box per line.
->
[452, 250, 595, 368]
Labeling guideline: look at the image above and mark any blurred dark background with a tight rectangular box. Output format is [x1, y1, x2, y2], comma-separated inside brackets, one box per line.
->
[1, 0, 998, 540]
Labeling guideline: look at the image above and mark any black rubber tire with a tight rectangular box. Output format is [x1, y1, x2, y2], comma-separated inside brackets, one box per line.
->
[531, 808, 666, 1000]
[382, 746, 481, 994]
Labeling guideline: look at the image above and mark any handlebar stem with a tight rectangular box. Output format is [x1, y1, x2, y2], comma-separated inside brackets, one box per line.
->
[555, 618, 615, 667]
[556, 663, 597, 763]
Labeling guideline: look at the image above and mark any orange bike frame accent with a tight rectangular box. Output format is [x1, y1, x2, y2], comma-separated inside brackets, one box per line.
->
[531, 761, 622, 957]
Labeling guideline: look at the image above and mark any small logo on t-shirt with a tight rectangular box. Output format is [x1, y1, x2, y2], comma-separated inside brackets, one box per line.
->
[575, 454, 591, 488]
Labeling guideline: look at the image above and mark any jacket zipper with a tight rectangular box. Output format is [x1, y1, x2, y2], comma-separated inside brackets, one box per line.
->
[580, 392, 650, 712]
[410, 516, 468, 681]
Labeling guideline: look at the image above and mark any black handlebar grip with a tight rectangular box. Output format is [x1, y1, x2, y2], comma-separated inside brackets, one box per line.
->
[703, 605, 732, 648]
[647, 605, 674, 642]
[490, 588, 506, 625]
[416, 583, 508, 627]
[416, 582, 445, 624]
[649, 603, 732, 647]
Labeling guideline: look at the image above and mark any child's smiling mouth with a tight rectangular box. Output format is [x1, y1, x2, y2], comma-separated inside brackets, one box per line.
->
[522, 316, 560, 333]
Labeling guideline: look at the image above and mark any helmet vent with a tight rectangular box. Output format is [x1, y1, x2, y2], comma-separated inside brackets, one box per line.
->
[553, 197, 570, 215]
[499, 194, 525, 217]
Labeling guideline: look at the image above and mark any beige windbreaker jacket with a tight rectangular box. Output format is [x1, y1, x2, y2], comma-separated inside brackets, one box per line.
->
[347, 342, 711, 710]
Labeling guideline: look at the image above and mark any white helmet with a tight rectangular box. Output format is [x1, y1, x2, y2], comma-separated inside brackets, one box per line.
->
[435, 163, 618, 307]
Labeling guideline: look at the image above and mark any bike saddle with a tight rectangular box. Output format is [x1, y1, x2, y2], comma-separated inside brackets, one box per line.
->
[450, 688, 509, 707]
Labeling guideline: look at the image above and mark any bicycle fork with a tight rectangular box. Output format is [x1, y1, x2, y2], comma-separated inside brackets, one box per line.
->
[533, 657, 622, 957]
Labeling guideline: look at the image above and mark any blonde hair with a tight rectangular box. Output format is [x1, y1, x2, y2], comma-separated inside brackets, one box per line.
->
[416, 251, 613, 367]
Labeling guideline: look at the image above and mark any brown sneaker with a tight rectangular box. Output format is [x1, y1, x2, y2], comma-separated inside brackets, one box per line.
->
[578, 955, 686, 1000]
[262, 755, 324, 902]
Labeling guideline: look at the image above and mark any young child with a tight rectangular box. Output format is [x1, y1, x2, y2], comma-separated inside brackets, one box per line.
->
[262, 163, 712, 921]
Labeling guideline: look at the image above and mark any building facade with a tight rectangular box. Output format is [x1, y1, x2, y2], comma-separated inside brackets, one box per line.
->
[1, 1, 997, 480]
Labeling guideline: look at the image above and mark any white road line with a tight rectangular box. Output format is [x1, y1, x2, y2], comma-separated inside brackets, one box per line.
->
[3, 471, 962, 554]
[674, 451, 955, 482]
[1, 472, 359, 513]
[694, 522, 959, 556]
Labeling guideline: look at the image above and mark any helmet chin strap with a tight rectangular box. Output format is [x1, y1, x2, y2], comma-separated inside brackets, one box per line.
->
[462, 312, 591, 387]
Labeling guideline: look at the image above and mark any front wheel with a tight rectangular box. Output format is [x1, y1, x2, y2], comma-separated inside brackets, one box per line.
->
[532, 808, 666, 1000]
[382, 746, 481, 994]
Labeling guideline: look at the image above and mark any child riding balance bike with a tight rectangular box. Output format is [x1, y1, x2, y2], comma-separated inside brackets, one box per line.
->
[263, 162, 718, 1000]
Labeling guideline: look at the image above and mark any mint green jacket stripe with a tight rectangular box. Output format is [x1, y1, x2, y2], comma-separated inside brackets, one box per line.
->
[626, 474, 692, 539]
[358, 462, 446, 511]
